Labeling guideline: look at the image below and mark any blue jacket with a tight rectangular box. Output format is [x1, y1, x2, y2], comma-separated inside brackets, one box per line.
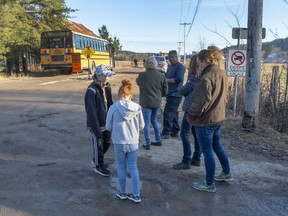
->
[165, 62, 185, 97]
[181, 74, 199, 112]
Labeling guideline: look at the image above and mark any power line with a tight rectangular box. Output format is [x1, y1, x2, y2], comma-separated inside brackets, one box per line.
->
[185, 0, 192, 22]
[186, 0, 202, 38]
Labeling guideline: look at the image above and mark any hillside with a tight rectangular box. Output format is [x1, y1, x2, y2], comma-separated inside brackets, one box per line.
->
[116, 38, 288, 63]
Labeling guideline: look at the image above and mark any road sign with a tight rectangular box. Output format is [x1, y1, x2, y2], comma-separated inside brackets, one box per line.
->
[72, 53, 81, 73]
[232, 27, 266, 39]
[227, 50, 247, 77]
[81, 46, 95, 59]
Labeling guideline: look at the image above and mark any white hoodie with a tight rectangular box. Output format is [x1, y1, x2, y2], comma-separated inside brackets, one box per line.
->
[105, 100, 145, 145]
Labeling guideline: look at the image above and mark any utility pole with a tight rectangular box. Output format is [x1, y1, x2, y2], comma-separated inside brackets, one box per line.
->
[177, 41, 183, 62]
[180, 22, 191, 65]
[242, 0, 263, 129]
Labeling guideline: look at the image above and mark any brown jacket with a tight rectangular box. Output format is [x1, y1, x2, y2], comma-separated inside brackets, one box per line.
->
[187, 64, 227, 126]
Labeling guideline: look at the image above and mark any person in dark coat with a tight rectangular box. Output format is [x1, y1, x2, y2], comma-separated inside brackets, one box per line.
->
[173, 54, 202, 170]
[84, 64, 115, 177]
[136, 57, 167, 150]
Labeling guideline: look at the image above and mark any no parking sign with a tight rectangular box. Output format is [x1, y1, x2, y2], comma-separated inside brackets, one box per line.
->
[227, 50, 247, 76]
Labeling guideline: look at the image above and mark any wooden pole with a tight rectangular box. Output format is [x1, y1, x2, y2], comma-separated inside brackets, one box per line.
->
[242, 0, 263, 129]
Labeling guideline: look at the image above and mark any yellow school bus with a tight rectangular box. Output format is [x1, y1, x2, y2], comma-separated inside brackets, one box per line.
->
[40, 23, 110, 72]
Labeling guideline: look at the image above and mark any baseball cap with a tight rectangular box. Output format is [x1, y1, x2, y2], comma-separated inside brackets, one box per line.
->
[95, 64, 115, 77]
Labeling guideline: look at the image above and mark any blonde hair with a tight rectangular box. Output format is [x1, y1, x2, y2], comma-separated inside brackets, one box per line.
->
[198, 45, 223, 65]
[118, 79, 133, 97]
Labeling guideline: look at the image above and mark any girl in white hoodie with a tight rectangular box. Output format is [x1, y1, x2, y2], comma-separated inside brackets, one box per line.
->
[106, 79, 145, 203]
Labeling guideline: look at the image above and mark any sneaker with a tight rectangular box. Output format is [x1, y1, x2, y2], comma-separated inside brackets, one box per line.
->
[103, 163, 109, 169]
[191, 160, 200, 167]
[116, 191, 127, 200]
[151, 140, 162, 146]
[91, 160, 109, 169]
[173, 162, 191, 170]
[94, 165, 111, 177]
[170, 132, 179, 138]
[127, 193, 141, 203]
[142, 144, 150, 150]
[193, 180, 216, 193]
[214, 172, 234, 182]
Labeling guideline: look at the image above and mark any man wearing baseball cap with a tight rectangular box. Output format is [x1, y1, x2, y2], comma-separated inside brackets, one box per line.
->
[84, 64, 115, 176]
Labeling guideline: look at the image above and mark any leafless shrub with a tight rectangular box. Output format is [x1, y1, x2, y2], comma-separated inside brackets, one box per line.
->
[227, 63, 288, 133]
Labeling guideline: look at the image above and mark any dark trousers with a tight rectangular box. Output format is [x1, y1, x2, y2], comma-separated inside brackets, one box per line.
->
[180, 111, 202, 164]
[162, 96, 182, 135]
[91, 130, 111, 166]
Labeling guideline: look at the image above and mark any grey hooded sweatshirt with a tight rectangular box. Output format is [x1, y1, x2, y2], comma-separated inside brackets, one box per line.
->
[105, 99, 145, 145]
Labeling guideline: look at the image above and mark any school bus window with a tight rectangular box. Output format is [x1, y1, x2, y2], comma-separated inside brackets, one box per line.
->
[92, 41, 96, 50]
[65, 36, 72, 48]
[74, 35, 80, 49]
[84, 38, 88, 47]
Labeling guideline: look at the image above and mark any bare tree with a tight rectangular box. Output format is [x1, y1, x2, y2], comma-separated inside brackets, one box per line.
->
[200, 22, 233, 47]
[269, 29, 280, 39]
[198, 34, 206, 50]
[199, 1, 246, 48]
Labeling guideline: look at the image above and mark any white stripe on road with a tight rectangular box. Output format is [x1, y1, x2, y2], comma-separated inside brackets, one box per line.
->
[39, 79, 70, 86]
[39, 81, 60, 85]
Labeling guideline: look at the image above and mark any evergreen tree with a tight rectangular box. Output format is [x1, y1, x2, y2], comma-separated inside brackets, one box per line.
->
[0, 0, 75, 74]
[98, 25, 122, 68]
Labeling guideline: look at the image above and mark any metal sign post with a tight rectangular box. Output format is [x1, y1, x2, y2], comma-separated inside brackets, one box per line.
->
[229, 28, 247, 117]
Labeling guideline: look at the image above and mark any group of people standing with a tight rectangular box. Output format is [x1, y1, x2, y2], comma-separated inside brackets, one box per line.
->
[84, 46, 233, 203]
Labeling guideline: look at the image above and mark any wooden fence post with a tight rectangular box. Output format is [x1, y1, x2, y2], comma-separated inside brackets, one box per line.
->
[270, 65, 279, 113]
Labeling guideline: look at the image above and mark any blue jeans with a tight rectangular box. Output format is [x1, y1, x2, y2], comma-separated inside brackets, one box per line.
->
[114, 144, 140, 196]
[162, 96, 182, 135]
[194, 125, 230, 184]
[142, 107, 161, 145]
[180, 111, 202, 164]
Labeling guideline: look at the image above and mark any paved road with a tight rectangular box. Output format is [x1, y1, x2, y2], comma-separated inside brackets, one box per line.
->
[0, 70, 287, 216]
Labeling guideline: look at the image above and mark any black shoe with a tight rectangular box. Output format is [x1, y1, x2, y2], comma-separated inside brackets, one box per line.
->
[170, 132, 179, 138]
[94, 165, 111, 177]
[191, 160, 200, 167]
[161, 134, 170, 139]
[173, 162, 191, 170]
[142, 144, 150, 150]
[151, 140, 162, 146]
[103, 163, 109, 169]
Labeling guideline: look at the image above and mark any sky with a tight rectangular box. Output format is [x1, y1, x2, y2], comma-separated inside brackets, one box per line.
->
[65, 0, 288, 54]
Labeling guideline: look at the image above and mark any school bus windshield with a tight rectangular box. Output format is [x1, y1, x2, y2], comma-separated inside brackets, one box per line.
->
[41, 36, 72, 48]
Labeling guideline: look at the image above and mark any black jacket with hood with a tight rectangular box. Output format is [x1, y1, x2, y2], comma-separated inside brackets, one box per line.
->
[84, 79, 113, 138]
